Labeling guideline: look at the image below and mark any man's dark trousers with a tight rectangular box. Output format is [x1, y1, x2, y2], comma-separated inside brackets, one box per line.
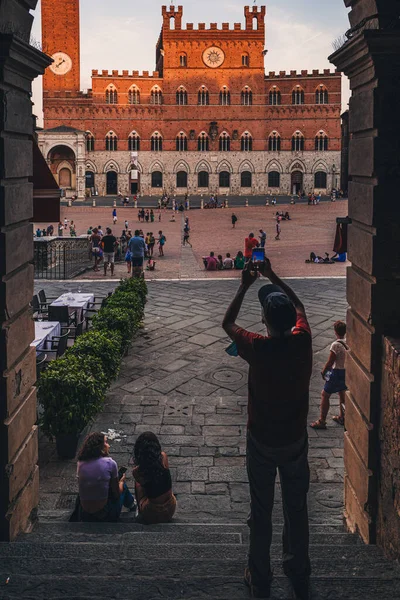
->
[246, 431, 311, 585]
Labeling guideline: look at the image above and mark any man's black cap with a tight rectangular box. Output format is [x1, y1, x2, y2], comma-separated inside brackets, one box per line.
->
[258, 284, 297, 333]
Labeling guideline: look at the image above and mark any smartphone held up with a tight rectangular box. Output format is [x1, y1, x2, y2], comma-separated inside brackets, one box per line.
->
[251, 248, 266, 271]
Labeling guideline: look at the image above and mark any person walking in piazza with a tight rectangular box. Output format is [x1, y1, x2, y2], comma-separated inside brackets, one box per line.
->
[222, 258, 312, 600]
[158, 230, 166, 257]
[128, 229, 146, 278]
[231, 213, 238, 228]
[112, 207, 117, 224]
[58, 222, 64, 236]
[259, 229, 267, 249]
[125, 219, 129, 230]
[150, 209, 155, 223]
[64, 217, 68, 230]
[275, 216, 281, 241]
[101, 227, 117, 277]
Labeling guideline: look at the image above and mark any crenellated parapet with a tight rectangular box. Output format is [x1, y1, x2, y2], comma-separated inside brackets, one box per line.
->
[92, 70, 161, 78]
[160, 5, 265, 32]
[266, 69, 341, 79]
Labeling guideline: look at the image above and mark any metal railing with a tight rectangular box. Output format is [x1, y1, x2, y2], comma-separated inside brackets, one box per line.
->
[34, 238, 92, 280]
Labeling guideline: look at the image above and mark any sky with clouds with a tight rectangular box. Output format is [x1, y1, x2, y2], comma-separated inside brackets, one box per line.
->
[31, 0, 350, 124]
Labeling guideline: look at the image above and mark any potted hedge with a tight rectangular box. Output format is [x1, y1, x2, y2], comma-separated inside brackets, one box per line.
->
[91, 306, 140, 353]
[38, 354, 107, 459]
[68, 329, 123, 383]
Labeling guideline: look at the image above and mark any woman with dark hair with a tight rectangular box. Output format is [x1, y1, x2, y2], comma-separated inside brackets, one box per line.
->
[132, 431, 176, 524]
[76, 432, 135, 522]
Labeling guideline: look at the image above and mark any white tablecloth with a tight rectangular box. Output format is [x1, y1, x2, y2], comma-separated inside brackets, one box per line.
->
[31, 321, 61, 351]
[50, 293, 94, 320]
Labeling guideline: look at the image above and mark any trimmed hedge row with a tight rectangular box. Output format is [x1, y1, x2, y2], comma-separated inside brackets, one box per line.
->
[38, 278, 147, 439]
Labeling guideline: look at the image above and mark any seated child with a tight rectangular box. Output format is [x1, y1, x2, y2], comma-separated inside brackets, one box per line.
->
[132, 432, 176, 524]
[146, 258, 156, 271]
[216, 255, 224, 270]
[234, 251, 245, 270]
[223, 253, 234, 269]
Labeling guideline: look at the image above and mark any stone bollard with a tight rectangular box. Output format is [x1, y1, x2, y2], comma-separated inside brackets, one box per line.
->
[245, 199, 249, 207]
[134, 200, 138, 209]
[68, 199, 72, 207]
[92, 199, 96, 207]
[201, 200, 204, 210]
[187, 199, 190, 210]
[113, 200, 117, 207]
[226, 199, 229, 208]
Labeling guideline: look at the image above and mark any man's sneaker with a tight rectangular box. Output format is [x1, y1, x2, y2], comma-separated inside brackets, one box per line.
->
[244, 567, 271, 599]
[290, 576, 311, 600]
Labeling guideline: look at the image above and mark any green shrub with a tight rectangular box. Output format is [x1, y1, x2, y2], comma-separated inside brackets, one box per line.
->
[118, 277, 148, 304]
[38, 355, 107, 439]
[68, 329, 123, 383]
[106, 291, 144, 316]
[92, 306, 138, 352]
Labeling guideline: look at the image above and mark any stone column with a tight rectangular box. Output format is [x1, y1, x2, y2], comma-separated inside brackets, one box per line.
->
[330, 0, 400, 544]
[76, 133, 86, 200]
[0, 2, 52, 541]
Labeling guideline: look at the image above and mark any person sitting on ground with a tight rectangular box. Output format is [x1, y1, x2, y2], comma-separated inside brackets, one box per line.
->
[204, 251, 218, 271]
[310, 321, 349, 429]
[76, 432, 136, 522]
[132, 432, 176, 524]
[223, 253, 234, 269]
[332, 251, 347, 262]
[284, 212, 291, 220]
[217, 255, 224, 270]
[146, 258, 156, 271]
[234, 250, 245, 270]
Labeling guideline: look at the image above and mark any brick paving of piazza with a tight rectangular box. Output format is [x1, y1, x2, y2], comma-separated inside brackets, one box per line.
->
[37, 199, 348, 280]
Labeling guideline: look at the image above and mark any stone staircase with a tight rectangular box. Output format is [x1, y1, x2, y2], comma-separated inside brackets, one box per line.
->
[2, 512, 400, 599]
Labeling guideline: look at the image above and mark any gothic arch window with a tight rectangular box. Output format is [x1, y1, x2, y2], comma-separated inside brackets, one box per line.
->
[176, 86, 188, 106]
[198, 132, 210, 152]
[176, 171, 188, 188]
[198, 86, 209, 106]
[151, 171, 163, 188]
[242, 53, 249, 67]
[105, 86, 118, 104]
[268, 171, 280, 187]
[269, 88, 281, 106]
[105, 131, 118, 151]
[268, 131, 281, 152]
[316, 85, 329, 104]
[292, 131, 305, 152]
[128, 131, 140, 151]
[86, 131, 95, 152]
[219, 171, 230, 187]
[176, 132, 188, 152]
[315, 131, 329, 151]
[241, 171, 252, 188]
[150, 87, 163, 105]
[180, 53, 187, 67]
[241, 132, 253, 152]
[198, 171, 209, 187]
[219, 86, 231, 106]
[219, 132, 231, 152]
[151, 132, 163, 152]
[241, 87, 253, 106]
[315, 171, 327, 188]
[292, 87, 304, 105]
[128, 86, 140, 105]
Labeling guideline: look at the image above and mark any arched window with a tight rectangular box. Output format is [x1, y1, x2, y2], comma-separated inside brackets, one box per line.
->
[198, 87, 209, 106]
[176, 87, 188, 105]
[85, 171, 95, 189]
[176, 132, 188, 151]
[241, 171, 252, 188]
[219, 171, 230, 187]
[242, 53, 249, 67]
[269, 88, 281, 106]
[219, 87, 231, 106]
[315, 171, 327, 188]
[105, 131, 118, 151]
[315, 132, 329, 151]
[241, 87, 253, 106]
[86, 132, 95, 152]
[151, 171, 163, 188]
[151, 132, 163, 152]
[219, 132, 230, 152]
[268, 132, 281, 152]
[128, 86, 140, 105]
[59, 167, 72, 188]
[180, 53, 187, 67]
[198, 132, 209, 152]
[105, 86, 118, 104]
[316, 86, 329, 104]
[198, 171, 209, 187]
[151, 87, 163, 105]
[292, 131, 304, 152]
[128, 132, 140, 151]
[176, 171, 188, 188]
[292, 87, 304, 105]
[268, 171, 280, 188]
[241, 132, 253, 152]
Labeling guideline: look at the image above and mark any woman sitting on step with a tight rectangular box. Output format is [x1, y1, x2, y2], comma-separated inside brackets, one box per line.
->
[132, 432, 177, 524]
[76, 432, 136, 522]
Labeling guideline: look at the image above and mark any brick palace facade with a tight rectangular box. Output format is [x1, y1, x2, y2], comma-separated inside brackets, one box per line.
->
[38, 2, 342, 199]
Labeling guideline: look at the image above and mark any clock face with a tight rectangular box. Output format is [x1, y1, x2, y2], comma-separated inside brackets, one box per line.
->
[202, 46, 225, 69]
[50, 52, 72, 75]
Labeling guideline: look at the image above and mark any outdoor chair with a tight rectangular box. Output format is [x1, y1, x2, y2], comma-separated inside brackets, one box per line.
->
[31, 295, 48, 320]
[67, 320, 84, 345]
[35, 352, 48, 381]
[84, 294, 112, 330]
[38, 289, 58, 308]
[43, 329, 70, 360]
[48, 305, 77, 328]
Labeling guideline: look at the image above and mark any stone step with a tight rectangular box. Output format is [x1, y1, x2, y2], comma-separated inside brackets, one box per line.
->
[1, 574, 399, 599]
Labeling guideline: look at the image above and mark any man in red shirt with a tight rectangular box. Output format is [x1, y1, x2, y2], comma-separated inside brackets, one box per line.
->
[222, 259, 312, 600]
[244, 232, 259, 260]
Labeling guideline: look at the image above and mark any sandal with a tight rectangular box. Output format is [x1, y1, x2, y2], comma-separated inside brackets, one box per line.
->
[332, 415, 344, 426]
[310, 419, 327, 430]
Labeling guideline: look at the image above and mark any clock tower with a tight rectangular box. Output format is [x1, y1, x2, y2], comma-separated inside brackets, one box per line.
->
[42, 0, 80, 92]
